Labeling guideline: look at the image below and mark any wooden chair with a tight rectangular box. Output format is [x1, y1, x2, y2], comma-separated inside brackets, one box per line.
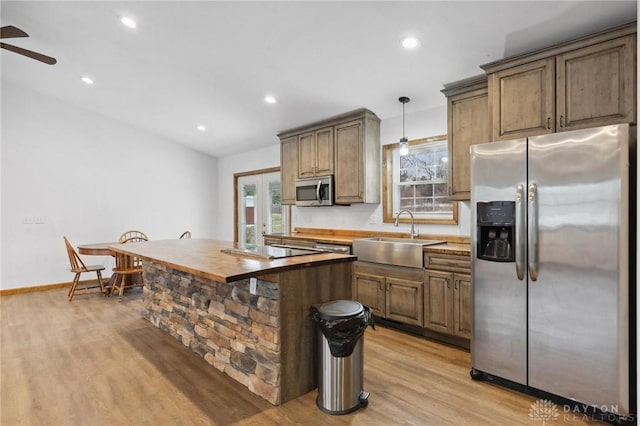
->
[111, 236, 146, 301]
[118, 230, 148, 243]
[64, 237, 106, 301]
[179, 230, 192, 239]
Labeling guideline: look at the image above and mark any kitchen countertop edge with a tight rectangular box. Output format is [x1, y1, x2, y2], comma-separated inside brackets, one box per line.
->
[110, 239, 357, 283]
[266, 232, 471, 256]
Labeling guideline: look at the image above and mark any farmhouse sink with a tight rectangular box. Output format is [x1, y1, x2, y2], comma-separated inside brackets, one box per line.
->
[352, 237, 445, 268]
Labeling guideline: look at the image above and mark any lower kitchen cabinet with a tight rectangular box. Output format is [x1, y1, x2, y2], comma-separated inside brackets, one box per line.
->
[352, 270, 385, 317]
[453, 273, 471, 339]
[386, 276, 423, 326]
[423, 269, 453, 334]
[353, 261, 423, 326]
[424, 253, 471, 340]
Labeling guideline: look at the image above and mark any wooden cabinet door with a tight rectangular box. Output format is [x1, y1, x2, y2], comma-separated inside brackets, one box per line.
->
[386, 277, 423, 327]
[280, 136, 298, 205]
[315, 127, 334, 176]
[556, 34, 636, 131]
[334, 120, 363, 204]
[447, 87, 489, 200]
[297, 132, 316, 178]
[353, 271, 385, 317]
[424, 269, 453, 334]
[489, 57, 555, 141]
[452, 273, 471, 339]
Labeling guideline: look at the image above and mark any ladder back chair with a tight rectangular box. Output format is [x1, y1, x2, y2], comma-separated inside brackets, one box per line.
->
[179, 230, 192, 239]
[118, 230, 148, 243]
[64, 237, 106, 301]
[111, 235, 146, 301]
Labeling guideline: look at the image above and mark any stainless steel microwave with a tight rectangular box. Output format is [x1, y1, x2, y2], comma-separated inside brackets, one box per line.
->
[295, 176, 333, 206]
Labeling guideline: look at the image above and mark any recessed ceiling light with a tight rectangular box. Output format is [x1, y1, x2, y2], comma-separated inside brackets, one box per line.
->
[264, 95, 277, 104]
[401, 37, 421, 50]
[81, 76, 94, 85]
[121, 16, 137, 29]
[196, 125, 206, 132]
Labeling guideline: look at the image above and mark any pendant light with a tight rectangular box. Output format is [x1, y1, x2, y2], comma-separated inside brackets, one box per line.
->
[399, 96, 410, 155]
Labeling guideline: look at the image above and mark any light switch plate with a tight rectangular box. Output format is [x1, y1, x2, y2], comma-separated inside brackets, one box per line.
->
[250, 277, 257, 295]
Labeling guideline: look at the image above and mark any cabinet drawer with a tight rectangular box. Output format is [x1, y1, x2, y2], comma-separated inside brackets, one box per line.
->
[424, 253, 470, 273]
[282, 238, 315, 248]
[263, 237, 282, 246]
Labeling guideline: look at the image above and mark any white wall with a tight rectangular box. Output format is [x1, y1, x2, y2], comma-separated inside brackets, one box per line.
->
[217, 104, 471, 241]
[216, 144, 281, 241]
[1, 82, 218, 290]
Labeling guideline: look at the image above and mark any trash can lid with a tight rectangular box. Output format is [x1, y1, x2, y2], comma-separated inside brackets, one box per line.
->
[316, 300, 364, 320]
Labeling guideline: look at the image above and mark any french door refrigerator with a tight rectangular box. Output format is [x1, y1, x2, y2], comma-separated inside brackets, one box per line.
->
[470, 124, 634, 418]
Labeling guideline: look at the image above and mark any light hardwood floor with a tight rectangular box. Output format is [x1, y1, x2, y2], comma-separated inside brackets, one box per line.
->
[1, 288, 604, 425]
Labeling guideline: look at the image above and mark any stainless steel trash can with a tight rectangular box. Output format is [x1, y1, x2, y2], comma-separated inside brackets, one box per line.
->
[312, 300, 373, 415]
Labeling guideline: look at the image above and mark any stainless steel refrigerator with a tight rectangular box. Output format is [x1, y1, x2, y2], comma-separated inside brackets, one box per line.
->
[470, 124, 634, 417]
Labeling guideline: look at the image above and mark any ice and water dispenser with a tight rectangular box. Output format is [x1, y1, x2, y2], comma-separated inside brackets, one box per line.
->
[476, 201, 515, 262]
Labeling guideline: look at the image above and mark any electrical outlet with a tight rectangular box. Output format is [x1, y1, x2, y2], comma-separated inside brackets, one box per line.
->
[34, 217, 44, 224]
[23, 217, 34, 224]
[250, 277, 257, 295]
[368, 215, 378, 225]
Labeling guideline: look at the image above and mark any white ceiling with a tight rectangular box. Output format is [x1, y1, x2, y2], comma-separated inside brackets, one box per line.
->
[1, 1, 636, 158]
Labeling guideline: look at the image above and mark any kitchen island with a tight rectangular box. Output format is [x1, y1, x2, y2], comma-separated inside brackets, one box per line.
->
[111, 239, 355, 405]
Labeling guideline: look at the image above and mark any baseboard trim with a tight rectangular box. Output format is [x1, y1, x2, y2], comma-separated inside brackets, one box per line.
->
[0, 277, 112, 296]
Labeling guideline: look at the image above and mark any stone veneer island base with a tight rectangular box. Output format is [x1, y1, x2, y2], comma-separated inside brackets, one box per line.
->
[112, 239, 354, 405]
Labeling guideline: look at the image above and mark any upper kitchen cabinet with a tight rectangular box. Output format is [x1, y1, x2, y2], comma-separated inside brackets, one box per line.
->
[556, 34, 635, 131]
[441, 76, 490, 201]
[334, 113, 380, 204]
[298, 126, 334, 178]
[280, 135, 298, 205]
[278, 108, 381, 205]
[483, 22, 636, 141]
[486, 58, 555, 140]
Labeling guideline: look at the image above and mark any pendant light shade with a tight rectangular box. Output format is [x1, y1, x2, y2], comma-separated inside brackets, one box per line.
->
[399, 96, 410, 155]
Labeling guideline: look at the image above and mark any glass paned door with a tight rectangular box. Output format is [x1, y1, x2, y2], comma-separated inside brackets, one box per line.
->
[238, 178, 259, 245]
[237, 172, 287, 245]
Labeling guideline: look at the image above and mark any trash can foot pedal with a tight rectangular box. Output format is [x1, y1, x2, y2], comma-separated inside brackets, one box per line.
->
[359, 391, 370, 407]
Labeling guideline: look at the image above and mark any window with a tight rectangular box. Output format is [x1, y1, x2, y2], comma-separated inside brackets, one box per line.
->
[235, 168, 290, 244]
[383, 135, 458, 224]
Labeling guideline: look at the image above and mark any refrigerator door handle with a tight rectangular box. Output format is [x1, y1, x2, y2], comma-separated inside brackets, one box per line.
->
[515, 184, 526, 280]
[528, 182, 538, 281]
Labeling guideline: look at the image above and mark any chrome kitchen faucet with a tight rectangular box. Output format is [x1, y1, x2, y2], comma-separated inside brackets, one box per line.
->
[394, 209, 419, 239]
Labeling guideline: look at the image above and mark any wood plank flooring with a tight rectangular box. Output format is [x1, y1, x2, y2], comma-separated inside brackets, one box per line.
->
[1, 289, 604, 425]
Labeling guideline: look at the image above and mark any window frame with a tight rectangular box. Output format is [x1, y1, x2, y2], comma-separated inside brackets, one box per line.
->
[382, 135, 458, 225]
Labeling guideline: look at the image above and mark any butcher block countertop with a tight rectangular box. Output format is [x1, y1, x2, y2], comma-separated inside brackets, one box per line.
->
[110, 238, 355, 283]
[267, 227, 471, 256]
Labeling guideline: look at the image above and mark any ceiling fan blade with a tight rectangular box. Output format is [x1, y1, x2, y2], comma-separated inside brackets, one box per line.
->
[0, 42, 57, 65]
[0, 26, 29, 39]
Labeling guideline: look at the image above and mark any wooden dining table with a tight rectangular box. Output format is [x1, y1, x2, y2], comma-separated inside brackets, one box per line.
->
[77, 241, 141, 294]
[78, 242, 120, 256]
